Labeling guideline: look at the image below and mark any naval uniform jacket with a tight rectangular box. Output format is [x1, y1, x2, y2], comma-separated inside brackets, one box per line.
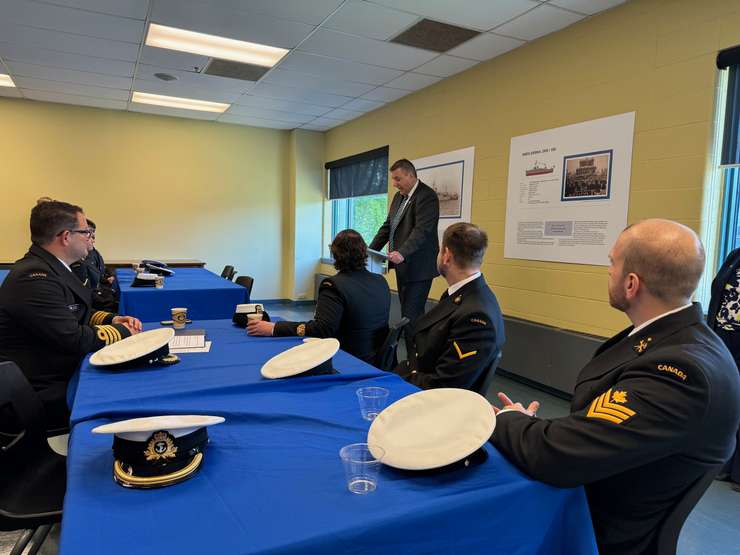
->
[273, 269, 391, 364]
[0, 244, 130, 409]
[369, 181, 440, 284]
[707, 247, 740, 367]
[490, 304, 740, 555]
[395, 275, 505, 389]
[72, 247, 119, 312]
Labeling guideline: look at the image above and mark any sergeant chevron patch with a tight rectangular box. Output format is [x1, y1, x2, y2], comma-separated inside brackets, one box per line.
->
[453, 341, 477, 360]
[586, 388, 636, 424]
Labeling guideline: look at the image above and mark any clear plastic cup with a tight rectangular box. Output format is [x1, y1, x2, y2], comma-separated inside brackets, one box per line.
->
[356, 387, 390, 421]
[339, 443, 384, 494]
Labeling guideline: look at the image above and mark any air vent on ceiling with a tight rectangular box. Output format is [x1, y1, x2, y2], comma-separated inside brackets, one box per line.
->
[203, 58, 270, 82]
[390, 19, 480, 53]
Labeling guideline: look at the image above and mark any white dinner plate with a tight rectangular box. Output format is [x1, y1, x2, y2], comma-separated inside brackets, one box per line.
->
[260, 338, 339, 379]
[89, 328, 174, 366]
[92, 415, 225, 441]
[367, 388, 495, 470]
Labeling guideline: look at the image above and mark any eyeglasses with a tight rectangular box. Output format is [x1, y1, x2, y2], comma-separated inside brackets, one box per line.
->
[62, 228, 95, 239]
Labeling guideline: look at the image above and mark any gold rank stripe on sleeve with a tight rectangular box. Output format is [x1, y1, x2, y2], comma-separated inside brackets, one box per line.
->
[90, 311, 111, 325]
[453, 341, 477, 360]
[586, 388, 636, 425]
[95, 325, 122, 345]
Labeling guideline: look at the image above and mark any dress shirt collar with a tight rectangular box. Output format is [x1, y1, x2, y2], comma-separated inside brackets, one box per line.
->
[55, 256, 73, 272]
[447, 271, 481, 296]
[628, 303, 693, 336]
[403, 180, 419, 200]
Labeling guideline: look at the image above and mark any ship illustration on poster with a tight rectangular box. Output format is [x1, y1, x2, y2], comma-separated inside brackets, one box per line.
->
[525, 161, 555, 177]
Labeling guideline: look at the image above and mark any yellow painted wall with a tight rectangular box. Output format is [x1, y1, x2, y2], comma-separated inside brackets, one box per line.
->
[0, 97, 289, 299]
[325, 0, 740, 337]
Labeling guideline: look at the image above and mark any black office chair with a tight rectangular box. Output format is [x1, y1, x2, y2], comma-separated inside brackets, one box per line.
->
[220, 265, 236, 281]
[0, 362, 66, 555]
[655, 464, 722, 555]
[375, 317, 410, 372]
[235, 276, 254, 301]
[472, 351, 503, 397]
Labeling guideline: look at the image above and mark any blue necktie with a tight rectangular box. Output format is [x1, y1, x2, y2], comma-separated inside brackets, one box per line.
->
[389, 195, 409, 251]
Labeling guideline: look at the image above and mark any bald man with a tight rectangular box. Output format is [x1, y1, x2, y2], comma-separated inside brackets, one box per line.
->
[490, 219, 740, 555]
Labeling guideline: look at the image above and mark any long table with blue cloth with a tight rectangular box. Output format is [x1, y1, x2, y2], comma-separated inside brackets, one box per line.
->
[0, 269, 8, 284]
[116, 267, 247, 321]
[62, 319, 597, 555]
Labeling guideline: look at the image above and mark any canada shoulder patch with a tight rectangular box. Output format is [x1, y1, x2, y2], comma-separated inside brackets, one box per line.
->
[27, 271, 47, 279]
[657, 363, 688, 382]
[470, 317, 488, 326]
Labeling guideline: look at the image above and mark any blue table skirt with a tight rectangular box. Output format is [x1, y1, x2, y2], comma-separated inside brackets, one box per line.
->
[62, 320, 597, 555]
[116, 268, 246, 321]
[0, 269, 8, 284]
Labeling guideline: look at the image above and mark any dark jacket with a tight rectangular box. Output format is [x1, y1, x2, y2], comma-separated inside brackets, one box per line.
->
[0, 244, 130, 423]
[395, 275, 505, 389]
[72, 248, 119, 312]
[273, 269, 390, 364]
[369, 181, 440, 283]
[491, 304, 740, 555]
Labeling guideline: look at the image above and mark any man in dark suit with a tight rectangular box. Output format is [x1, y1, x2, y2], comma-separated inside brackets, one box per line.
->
[394, 222, 504, 390]
[707, 247, 740, 492]
[248, 229, 391, 365]
[0, 201, 142, 430]
[370, 159, 439, 342]
[490, 219, 740, 555]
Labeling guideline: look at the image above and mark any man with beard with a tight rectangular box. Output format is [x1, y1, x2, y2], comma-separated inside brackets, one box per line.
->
[490, 219, 740, 555]
[393, 222, 504, 390]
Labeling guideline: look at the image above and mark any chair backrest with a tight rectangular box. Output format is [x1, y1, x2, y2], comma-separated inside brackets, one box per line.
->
[472, 351, 503, 397]
[235, 276, 254, 300]
[375, 317, 410, 372]
[220, 265, 236, 280]
[655, 464, 722, 555]
[0, 362, 46, 461]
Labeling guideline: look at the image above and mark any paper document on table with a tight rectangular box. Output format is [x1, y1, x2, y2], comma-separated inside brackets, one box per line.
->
[169, 334, 205, 349]
[169, 341, 212, 354]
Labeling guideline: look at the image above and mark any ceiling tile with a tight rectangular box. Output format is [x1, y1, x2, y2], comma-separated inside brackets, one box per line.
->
[321, 107, 365, 121]
[278, 51, 403, 85]
[367, 0, 540, 31]
[493, 4, 584, 41]
[0, 44, 135, 77]
[250, 82, 351, 108]
[262, 68, 376, 97]
[340, 97, 385, 113]
[136, 64, 254, 93]
[6, 61, 133, 89]
[548, 0, 627, 16]
[382, 72, 441, 91]
[300, 122, 333, 131]
[413, 54, 478, 77]
[0, 0, 145, 42]
[39, 0, 150, 20]
[232, 94, 332, 116]
[149, 0, 314, 49]
[186, 0, 344, 26]
[23, 89, 127, 110]
[0, 24, 140, 61]
[218, 113, 296, 129]
[324, 1, 419, 41]
[298, 28, 437, 71]
[446, 32, 524, 61]
[309, 115, 345, 126]
[13, 76, 130, 100]
[226, 104, 314, 123]
[360, 86, 412, 102]
[129, 101, 221, 120]
[139, 46, 209, 73]
[132, 78, 243, 104]
[0, 87, 23, 98]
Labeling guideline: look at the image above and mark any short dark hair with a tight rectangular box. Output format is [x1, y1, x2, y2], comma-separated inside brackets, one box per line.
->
[30, 200, 84, 245]
[390, 158, 416, 177]
[86, 219, 96, 230]
[442, 222, 488, 269]
[331, 229, 368, 272]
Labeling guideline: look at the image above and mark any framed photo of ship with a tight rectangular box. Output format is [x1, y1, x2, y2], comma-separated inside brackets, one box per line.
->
[417, 160, 464, 219]
[561, 150, 612, 201]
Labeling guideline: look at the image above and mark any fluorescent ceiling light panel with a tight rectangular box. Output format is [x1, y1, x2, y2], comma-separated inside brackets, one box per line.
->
[0, 74, 16, 87]
[131, 91, 230, 113]
[146, 23, 289, 68]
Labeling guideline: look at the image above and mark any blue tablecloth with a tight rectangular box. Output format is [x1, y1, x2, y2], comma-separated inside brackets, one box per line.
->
[61, 320, 597, 555]
[116, 268, 246, 321]
[0, 269, 8, 284]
